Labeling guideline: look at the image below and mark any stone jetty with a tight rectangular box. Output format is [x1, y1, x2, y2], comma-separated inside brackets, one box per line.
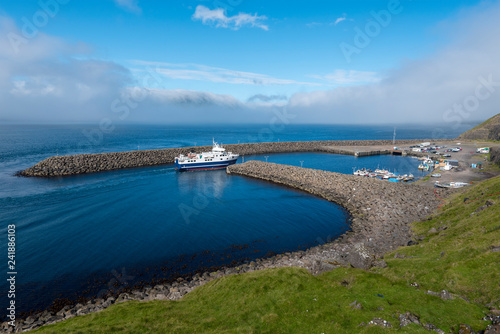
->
[19, 139, 446, 177]
[228, 161, 445, 256]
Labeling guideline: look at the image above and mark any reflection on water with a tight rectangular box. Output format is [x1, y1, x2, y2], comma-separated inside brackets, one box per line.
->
[177, 169, 229, 199]
[1, 163, 350, 315]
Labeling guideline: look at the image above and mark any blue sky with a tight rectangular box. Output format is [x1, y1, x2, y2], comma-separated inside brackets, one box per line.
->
[0, 0, 499, 124]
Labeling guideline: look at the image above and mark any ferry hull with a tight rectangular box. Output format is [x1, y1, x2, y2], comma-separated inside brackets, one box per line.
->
[175, 159, 237, 171]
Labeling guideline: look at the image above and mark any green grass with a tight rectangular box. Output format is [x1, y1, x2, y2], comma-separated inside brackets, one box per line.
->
[36, 176, 500, 333]
[385, 175, 500, 306]
[462, 113, 499, 133]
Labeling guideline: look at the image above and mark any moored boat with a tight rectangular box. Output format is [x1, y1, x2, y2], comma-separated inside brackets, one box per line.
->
[175, 140, 239, 171]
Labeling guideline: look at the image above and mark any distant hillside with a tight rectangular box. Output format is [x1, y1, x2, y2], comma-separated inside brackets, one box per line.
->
[458, 113, 500, 141]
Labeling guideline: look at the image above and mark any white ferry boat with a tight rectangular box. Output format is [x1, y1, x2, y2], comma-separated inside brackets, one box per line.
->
[175, 140, 239, 171]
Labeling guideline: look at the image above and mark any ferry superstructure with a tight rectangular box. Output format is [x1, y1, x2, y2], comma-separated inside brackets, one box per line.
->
[174, 140, 239, 171]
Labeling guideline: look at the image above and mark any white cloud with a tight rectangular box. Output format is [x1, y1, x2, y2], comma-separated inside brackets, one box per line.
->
[334, 14, 347, 25]
[113, 0, 142, 14]
[131, 61, 319, 86]
[0, 15, 130, 122]
[289, 2, 500, 124]
[310, 70, 380, 85]
[192, 5, 268, 31]
[2, 1, 499, 126]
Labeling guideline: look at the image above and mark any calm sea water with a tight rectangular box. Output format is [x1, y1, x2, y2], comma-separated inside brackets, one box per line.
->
[0, 123, 474, 314]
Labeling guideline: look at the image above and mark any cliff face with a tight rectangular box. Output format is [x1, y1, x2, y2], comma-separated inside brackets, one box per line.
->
[458, 113, 500, 141]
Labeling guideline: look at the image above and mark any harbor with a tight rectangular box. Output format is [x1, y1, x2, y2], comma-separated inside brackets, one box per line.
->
[7, 126, 500, 331]
[19, 139, 454, 177]
[4, 129, 500, 331]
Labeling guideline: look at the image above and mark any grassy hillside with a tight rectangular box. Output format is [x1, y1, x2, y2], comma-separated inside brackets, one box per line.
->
[458, 113, 500, 141]
[36, 176, 500, 333]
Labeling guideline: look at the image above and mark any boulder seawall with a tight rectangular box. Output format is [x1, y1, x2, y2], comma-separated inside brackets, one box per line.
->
[19, 139, 445, 177]
[227, 160, 445, 257]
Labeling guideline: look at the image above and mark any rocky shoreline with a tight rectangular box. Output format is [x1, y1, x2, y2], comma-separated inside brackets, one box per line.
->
[4, 160, 453, 332]
[19, 139, 449, 177]
[227, 161, 446, 256]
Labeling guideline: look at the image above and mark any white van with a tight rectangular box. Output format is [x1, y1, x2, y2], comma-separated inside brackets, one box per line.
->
[476, 147, 490, 154]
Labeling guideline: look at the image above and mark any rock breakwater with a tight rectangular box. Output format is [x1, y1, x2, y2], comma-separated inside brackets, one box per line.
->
[19, 139, 444, 177]
[227, 160, 444, 256]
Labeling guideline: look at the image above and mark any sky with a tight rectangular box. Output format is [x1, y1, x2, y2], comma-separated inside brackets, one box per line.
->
[0, 0, 499, 125]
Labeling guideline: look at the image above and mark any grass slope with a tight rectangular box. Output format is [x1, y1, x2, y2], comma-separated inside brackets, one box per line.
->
[36, 177, 500, 333]
[458, 113, 500, 141]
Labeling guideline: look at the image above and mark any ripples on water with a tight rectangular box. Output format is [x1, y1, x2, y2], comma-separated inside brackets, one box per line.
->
[0, 124, 472, 314]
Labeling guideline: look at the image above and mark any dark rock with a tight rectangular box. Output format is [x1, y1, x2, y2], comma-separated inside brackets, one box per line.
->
[459, 323, 475, 334]
[476, 200, 495, 213]
[368, 317, 392, 328]
[349, 300, 363, 310]
[372, 260, 388, 268]
[485, 324, 500, 333]
[428, 227, 438, 235]
[426, 290, 440, 297]
[440, 290, 453, 300]
[399, 312, 420, 327]
[424, 323, 437, 330]
[393, 252, 405, 259]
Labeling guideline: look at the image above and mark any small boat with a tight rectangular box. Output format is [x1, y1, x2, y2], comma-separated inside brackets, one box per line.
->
[402, 174, 414, 182]
[374, 168, 389, 175]
[431, 173, 441, 178]
[434, 181, 469, 188]
[353, 168, 371, 176]
[175, 140, 239, 171]
[442, 164, 452, 171]
[418, 164, 430, 171]
[383, 172, 397, 179]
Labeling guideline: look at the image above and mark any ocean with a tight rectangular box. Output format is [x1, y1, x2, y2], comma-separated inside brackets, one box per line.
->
[0, 123, 475, 315]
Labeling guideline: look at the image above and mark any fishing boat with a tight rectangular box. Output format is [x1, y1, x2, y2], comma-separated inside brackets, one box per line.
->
[175, 140, 239, 171]
[418, 163, 431, 171]
[374, 168, 389, 175]
[402, 174, 414, 182]
[353, 168, 371, 176]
